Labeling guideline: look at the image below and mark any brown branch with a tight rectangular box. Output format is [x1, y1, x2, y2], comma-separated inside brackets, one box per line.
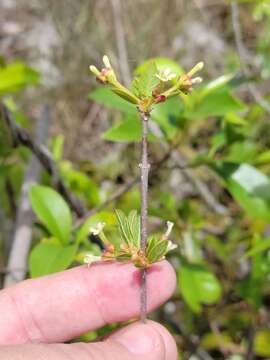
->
[231, 1, 270, 115]
[0, 103, 86, 217]
[139, 111, 150, 322]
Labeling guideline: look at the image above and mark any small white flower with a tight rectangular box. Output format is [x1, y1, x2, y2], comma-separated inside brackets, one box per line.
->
[89, 222, 105, 236]
[165, 221, 174, 238]
[191, 77, 203, 84]
[155, 68, 176, 82]
[167, 240, 178, 252]
[84, 253, 102, 267]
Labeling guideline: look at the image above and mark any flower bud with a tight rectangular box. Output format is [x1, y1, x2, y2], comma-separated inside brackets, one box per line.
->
[187, 62, 204, 77]
[154, 95, 166, 104]
[103, 55, 111, 69]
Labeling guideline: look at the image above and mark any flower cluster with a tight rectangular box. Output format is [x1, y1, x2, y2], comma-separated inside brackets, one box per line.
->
[89, 55, 204, 113]
[84, 210, 177, 268]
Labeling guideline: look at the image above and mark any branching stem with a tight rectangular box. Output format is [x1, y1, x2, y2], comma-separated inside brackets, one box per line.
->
[139, 110, 150, 322]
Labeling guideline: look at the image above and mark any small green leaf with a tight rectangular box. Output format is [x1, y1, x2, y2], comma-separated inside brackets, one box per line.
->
[200, 74, 234, 98]
[115, 209, 131, 245]
[146, 236, 168, 263]
[102, 117, 156, 143]
[134, 57, 183, 84]
[88, 87, 137, 115]
[29, 242, 77, 278]
[178, 262, 222, 313]
[131, 61, 159, 98]
[255, 330, 270, 357]
[127, 210, 140, 248]
[29, 185, 72, 243]
[212, 162, 270, 222]
[112, 88, 138, 104]
[0, 62, 40, 95]
[186, 90, 246, 119]
[245, 237, 270, 257]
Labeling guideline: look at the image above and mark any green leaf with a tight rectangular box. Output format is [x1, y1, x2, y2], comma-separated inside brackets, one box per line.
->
[245, 236, 270, 257]
[29, 242, 77, 278]
[131, 61, 159, 98]
[102, 117, 156, 142]
[186, 90, 247, 119]
[178, 262, 222, 313]
[29, 185, 72, 243]
[127, 210, 140, 248]
[200, 74, 234, 98]
[112, 88, 138, 104]
[88, 87, 137, 115]
[102, 117, 141, 142]
[255, 330, 270, 357]
[134, 57, 183, 84]
[115, 209, 131, 245]
[213, 162, 270, 222]
[60, 162, 100, 207]
[146, 236, 168, 263]
[151, 97, 184, 139]
[51, 135, 65, 162]
[0, 62, 40, 95]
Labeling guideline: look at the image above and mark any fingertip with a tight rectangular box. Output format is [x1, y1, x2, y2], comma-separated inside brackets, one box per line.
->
[108, 320, 178, 360]
[147, 320, 178, 360]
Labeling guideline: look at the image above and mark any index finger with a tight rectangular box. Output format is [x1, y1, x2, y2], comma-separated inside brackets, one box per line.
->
[0, 261, 176, 345]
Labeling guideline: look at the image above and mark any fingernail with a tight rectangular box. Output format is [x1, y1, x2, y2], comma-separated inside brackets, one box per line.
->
[110, 321, 163, 355]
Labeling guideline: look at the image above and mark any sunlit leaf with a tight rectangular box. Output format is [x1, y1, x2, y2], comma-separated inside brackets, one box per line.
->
[178, 262, 222, 313]
[88, 87, 137, 115]
[29, 185, 72, 243]
[29, 242, 77, 278]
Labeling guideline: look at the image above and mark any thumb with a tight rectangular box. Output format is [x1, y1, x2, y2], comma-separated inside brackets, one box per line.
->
[107, 320, 178, 359]
[0, 321, 178, 360]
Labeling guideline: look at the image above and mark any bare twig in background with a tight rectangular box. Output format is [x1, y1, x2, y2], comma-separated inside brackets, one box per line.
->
[0, 103, 86, 217]
[110, 0, 131, 86]
[4, 106, 50, 287]
[246, 319, 255, 360]
[4, 179, 16, 219]
[231, 1, 270, 115]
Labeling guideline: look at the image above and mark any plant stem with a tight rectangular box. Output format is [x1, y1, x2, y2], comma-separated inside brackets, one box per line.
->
[139, 110, 150, 322]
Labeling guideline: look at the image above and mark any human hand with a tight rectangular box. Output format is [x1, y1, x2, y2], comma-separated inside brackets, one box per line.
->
[0, 261, 178, 359]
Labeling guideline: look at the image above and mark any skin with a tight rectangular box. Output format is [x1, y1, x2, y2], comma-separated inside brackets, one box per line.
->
[0, 260, 178, 359]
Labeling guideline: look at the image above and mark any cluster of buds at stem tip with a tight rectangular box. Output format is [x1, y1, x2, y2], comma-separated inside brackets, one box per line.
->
[89, 56, 204, 113]
[179, 62, 204, 94]
[84, 217, 178, 268]
[89, 55, 117, 85]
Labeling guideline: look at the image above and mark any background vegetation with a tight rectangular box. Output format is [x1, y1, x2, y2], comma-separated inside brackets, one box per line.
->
[1, 0, 270, 358]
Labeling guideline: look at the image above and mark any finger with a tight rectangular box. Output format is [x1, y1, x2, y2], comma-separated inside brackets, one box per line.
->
[0, 321, 178, 360]
[0, 261, 176, 345]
